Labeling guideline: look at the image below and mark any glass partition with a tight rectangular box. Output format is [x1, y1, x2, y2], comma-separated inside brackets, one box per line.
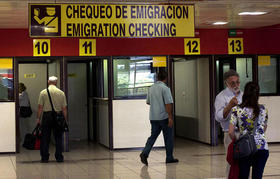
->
[236, 58, 253, 92]
[258, 57, 277, 94]
[0, 58, 13, 101]
[215, 57, 253, 93]
[113, 57, 156, 98]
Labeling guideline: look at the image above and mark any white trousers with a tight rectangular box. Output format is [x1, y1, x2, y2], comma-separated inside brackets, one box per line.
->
[224, 132, 232, 179]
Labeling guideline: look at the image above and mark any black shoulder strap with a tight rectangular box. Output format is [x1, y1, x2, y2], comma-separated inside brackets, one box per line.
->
[47, 88, 55, 112]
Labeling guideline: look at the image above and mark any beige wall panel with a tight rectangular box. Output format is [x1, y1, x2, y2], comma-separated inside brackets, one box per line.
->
[113, 99, 164, 149]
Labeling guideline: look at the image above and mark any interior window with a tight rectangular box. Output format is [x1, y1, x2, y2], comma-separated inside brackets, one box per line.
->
[236, 58, 253, 92]
[258, 57, 277, 94]
[0, 58, 13, 101]
[113, 57, 156, 98]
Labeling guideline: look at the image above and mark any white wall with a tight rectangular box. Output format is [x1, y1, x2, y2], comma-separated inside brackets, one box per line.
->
[0, 103, 16, 152]
[197, 58, 211, 143]
[174, 58, 210, 144]
[103, 60, 108, 98]
[68, 63, 88, 141]
[98, 100, 109, 147]
[113, 100, 164, 149]
[19, 64, 47, 136]
[259, 96, 280, 142]
[48, 60, 60, 88]
[175, 60, 198, 118]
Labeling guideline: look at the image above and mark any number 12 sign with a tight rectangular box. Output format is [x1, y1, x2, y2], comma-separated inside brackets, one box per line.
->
[184, 38, 200, 55]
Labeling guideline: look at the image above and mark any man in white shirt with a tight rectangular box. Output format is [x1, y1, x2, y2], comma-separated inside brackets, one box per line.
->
[215, 69, 243, 178]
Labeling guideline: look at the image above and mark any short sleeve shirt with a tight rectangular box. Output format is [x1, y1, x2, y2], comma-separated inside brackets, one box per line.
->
[230, 105, 268, 150]
[19, 91, 30, 107]
[146, 81, 173, 121]
[38, 85, 67, 112]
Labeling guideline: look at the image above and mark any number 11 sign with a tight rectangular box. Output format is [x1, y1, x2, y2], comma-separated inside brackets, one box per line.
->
[79, 39, 96, 56]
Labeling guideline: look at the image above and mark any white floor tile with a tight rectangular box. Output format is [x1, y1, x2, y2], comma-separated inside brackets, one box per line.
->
[0, 139, 278, 179]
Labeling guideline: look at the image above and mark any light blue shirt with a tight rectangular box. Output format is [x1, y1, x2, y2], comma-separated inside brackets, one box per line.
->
[19, 91, 30, 107]
[215, 87, 243, 132]
[146, 81, 173, 121]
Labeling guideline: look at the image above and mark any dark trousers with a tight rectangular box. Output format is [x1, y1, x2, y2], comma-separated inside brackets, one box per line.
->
[142, 119, 174, 161]
[40, 112, 63, 161]
[238, 150, 269, 179]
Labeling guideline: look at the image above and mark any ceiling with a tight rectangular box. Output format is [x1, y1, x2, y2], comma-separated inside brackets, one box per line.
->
[0, 0, 280, 29]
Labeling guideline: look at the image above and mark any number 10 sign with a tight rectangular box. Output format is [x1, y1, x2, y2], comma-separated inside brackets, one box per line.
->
[33, 39, 50, 56]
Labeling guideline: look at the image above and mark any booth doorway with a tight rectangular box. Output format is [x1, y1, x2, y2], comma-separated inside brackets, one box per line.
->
[66, 58, 110, 148]
[172, 56, 211, 144]
[17, 58, 61, 152]
[214, 56, 255, 144]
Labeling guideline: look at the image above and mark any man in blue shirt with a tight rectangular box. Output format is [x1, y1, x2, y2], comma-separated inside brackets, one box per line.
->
[215, 69, 243, 177]
[140, 71, 178, 165]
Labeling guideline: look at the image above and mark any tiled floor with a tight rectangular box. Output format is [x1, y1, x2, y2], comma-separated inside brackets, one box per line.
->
[0, 138, 279, 179]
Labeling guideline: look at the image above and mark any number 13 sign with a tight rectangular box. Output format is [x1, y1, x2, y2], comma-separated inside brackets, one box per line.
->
[228, 38, 244, 54]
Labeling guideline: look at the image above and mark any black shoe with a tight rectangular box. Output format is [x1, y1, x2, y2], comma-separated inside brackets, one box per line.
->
[56, 159, 64, 163]
[140, 153, 148, 166]
[166, 158, 179, 164]
[40, 160, 48, 163]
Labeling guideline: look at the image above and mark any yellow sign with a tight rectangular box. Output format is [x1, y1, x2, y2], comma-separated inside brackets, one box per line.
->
[68, 73, 77, 77]
[258, 56, 271, 66]
[0, 58, 13, 69]
[24, 74, 36, 78]
[228, 38, 244, 54]
[33, 39, 51, 56]
[153, 56, 167, 67]
[79, 39, 96, 56]
[29, 4, 194, 38]
[184, 38, 200, 55]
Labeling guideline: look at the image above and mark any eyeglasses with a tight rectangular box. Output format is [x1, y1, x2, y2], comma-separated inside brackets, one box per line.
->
[226, 80, 240, 87]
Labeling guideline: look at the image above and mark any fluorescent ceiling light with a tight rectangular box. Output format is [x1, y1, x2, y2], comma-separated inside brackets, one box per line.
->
[130, 56, 152, 61]
[239, 12, 267, 16]
[213, 22, 228, 25]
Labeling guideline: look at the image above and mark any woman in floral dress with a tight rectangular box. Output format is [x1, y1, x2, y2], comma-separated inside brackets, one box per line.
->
[229, 82, 269, 179]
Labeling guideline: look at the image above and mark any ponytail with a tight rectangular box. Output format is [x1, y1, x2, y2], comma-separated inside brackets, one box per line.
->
[240, 82, 260, 120]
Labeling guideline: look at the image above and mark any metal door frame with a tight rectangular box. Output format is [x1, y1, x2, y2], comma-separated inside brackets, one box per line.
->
[212, 55, 257, 145]
[15, 57, 63, 153]
[64, 57, 113, 150]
